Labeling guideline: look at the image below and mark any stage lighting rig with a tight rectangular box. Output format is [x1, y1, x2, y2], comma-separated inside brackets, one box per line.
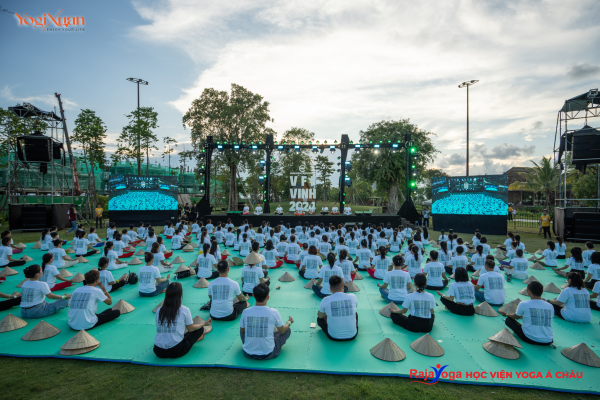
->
[278, 145, 284, 151]
[312, 145, 318, 153]
[329, 145, 335, 154]
[294, 145, 300, 152]
[217, 144, 224, 152]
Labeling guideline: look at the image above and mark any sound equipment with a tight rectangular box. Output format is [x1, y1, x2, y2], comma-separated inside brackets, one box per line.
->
[571, 125, 600, 173]
[16, 131, 62, 163]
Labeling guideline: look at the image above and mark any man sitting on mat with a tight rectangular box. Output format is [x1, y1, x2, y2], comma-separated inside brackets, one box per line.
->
[254, 205, 263, 215]
[474, 259, 505, 306]
[275, 204, 284, 215]
[317, 275, 358, 341]
[321, 204, 329, 215]
[68, 269, 121, 331]
[203, 261, 249, 321]
[308, 204, 316, 214]
[240, 283, 294, 360]
[343, 205, 352, 215]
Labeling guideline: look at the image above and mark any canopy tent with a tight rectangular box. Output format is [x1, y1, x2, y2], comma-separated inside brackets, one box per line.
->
[559, 89, 600, 113]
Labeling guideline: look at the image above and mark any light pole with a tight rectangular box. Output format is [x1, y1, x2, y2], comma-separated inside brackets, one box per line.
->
[126, 77, 149, 175]
[458, 80, 478, 176]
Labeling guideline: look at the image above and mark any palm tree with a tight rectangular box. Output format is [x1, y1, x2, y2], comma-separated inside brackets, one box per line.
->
[508, 157, 560, 209]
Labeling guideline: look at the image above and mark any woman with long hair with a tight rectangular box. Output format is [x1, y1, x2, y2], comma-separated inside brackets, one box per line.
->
[377, 255, 410, 304]
[367, 247, 391, 280]
[554, 247, 585, 279]
[40, 253, 73, 291]
[356, 239, 373, 271]
[555, 236, 567, 259]
[423, 250, 448, 290]
[104, 241, 126, 270]
[438, 267, 475, 316]
[98, 257, 128, 293]
[406, 245, 424, 278]
[195, 243, 218, 280]
[389, 273, 436, 332]
[139, 252, 170, 297]
[151, 242, 172, 269]
[153, 282, 212, 358]
[549, 272, 591, 323]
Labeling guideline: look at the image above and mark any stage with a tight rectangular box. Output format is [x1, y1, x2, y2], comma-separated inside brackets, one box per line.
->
[198, 213, 404, 227]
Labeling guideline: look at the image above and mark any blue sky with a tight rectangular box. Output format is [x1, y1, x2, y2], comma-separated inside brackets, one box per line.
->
[2, 0, 600, 176]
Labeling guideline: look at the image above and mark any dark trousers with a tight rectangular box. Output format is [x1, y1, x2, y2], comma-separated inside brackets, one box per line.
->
[153, 327, 205, 359]
[194, 268, 219, 280]
[391, 313, 434, 333]
[109, 280, 127, 292]
[312, 285, 347, 299]
[426, 280, 448, 290]
[2, 260, 26, 268]
[508, 212, 512, 221]
[96, 217, 103, 228]
[444, 266, 453, 275]
[211, 301, 248, 321]
[0, 296, 21, 312]
[298, 269, 317, 280]
[77, 250, 97, 258]
[317, 314, 358, 341]
[505, 317, 552, 346]
[585, 279, 599, 290]
[241, 329, 291, 360]
[243, 280, 271, 296]
[591, 301, 600, 312]
[89, 309, 121, 329]
[551, 303, 565, 320]
[542, 226, 551, 238]
[423, 217, 430, 227]
[440, 296, 474, 316]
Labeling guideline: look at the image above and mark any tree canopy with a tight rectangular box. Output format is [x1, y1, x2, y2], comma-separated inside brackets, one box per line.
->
[113, 106, 159, 175]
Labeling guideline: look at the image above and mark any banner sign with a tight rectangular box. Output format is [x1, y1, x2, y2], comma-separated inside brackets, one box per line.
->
[289, 171, 316, 211]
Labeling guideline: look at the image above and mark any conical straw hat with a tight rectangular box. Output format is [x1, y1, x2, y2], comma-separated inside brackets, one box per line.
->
[189, 259, 198, 268]
[379, 302, 400, 318]
[138, 241, 146, 247]
[487, 328, 523, 348]
[450, 274, 455, 280]
[22, 320, 60, 341]
[152, 300, 164, 313]
[33, 240, 42, 249]
[221, 250, 231, 256]
[128, 257, 142, 265]
[530, 262, 545, 270]
[354, 272, 363, 280]
[231, 257, 243, 266]
[494, 255, 507, 261]
[483, 340, 520, 360]
[59, 343, 100, 356]
[21, 255, 34, 262]
[15, 243, 26, 249]
[472, 269, 481, 277]
[59, 268, 73, 278]
[77, 256, 89, 263]
[0, 314, 28, 332]
[560, 343, 600, 368]
[111, 299, 135, 314]
[498, 299, 521, 315]
[70, 273, 85, 283]
[64, 260, 79, 268]
[193, 278, 209, 288]
[172, 256, 185, 264]
[475, 302, 499, 317]
[182, 244, 194, 252]
[175, 265, 190, 273]
[410, 334, 445, 357]
[371, 338, 406, 362]
[535, 249, 544, 254]
[518, 287, 529, 295]
[66, 248, 76, 254]
[278, 271, 295, 282]
[544, 282, 561, 294]
[226, 259, 235, 267]
[523, 276, 538, 284]
[527, 256, 537, 262]
[0, 266, 18, 277]
[60, 330, 99, 350]
[304, 279, 315, 289]
[191, 242, 198, 248]
[135, 249, 145, 256]
[16, 279, 29, 288]
[318, 253, 326, 261]
[243, 252, 263, 265]
[347, 281, 360, 292]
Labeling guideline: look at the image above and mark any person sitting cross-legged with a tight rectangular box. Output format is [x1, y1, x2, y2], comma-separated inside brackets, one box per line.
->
[240, 283, 294, 360]
[389, 273, 436, 333]
[203, 260, 249, 321]
[377, 255, 410, 305]
[474, 259, 505, 306]
[312, 253, 347, 298]
[437, 267, 475, 316]
[68, 269, 121, 330]
[317, 275, 358, 341]
[501, 280, 554, 346]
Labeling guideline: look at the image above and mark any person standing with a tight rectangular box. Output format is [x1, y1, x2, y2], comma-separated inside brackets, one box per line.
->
[508, 205, 513, 221]
[540, 210, 551, 239]
[66, 206, 78, 235]
[95, 203, 104, 228]
[422, 207, 430, 227]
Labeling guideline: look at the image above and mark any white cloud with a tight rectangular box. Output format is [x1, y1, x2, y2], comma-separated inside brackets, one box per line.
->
[1, 86, 78, 110]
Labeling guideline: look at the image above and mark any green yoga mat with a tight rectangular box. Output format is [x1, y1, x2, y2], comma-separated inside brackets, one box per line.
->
[0, 238, 598, 394]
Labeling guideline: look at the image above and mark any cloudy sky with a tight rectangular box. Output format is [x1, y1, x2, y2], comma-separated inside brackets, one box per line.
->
[2, 0, 599, 176]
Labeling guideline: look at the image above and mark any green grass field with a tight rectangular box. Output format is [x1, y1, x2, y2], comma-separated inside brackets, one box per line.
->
[1, 220, 590, 400]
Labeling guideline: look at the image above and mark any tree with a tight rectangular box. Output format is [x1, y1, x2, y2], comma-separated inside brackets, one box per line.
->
[351, 119, 438, 214]
[114, 107, 159, 175]
[572, 169, 599, 207]
[72, 109, 108, 209]
[508, 157, 561, 209]
[162, 137, 177, 174]
[314, 155, 334, 201]
[421, 168, 449, 200]
[182, 84, 272, 211]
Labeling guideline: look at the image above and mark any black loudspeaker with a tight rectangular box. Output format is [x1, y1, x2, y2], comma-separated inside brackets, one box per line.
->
[570, 212, 600, 242]
[572, 126, 600, 173]
[17, 132, 53, 163]
[53, 142, 63, 159]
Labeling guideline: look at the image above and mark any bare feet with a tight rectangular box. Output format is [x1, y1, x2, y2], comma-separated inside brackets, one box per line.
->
[196, 332, 206, 342]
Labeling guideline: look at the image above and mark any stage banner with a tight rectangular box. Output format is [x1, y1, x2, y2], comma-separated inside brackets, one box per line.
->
[289, 170, 316, 212]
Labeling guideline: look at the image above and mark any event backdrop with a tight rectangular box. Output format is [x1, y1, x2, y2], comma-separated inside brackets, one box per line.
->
[432, 175, 508, 235]
[288, 169, 316, 212]
[108, 175, 179, 225]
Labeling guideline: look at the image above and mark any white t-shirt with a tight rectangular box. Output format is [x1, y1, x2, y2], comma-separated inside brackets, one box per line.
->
[373, 256, 392, 279]
[68, 286, 107, 330]
[206, 224, 214, 233]
[593, 282, 600, 308]
[565, 257, 585, 271]
[243, 206, 250, 213]
[477, 271, 505, 305]
[276, 207, 283, 213]
[509, 258, 529, 279]
[586, 263, 600, 280]
[331, 207, 338, 213]
[196, 254, 217, 279]
[471, 253, 486, 270]
[137, 227, 146, 239]
[437, 250, 452, 266]
[224, 232, 235, 246]
[318, 265, 344, 295]
[40, 234, 52, 251]
[389, 237, 402, 252]
[138, 265, 161, 293]
[152, 252, 166, 267]
[88, 233, 99, 243]
[99, 269, 115, 292]
[542, 249, 558, 266]
[112, 240, 125, 256]
[402, 291, 436, 318]
[516, 299, 554, 343]
[172, 235, 183, 249]
[301, 255, 322, 279]
[208, 277, 242, 318]
[321, 207, 329, 212]
[334, 259, 354, 282]
[48, 248, 67, 269]
[40, 264, 60, 289]
[146, 236, 157, 252]
[239, 240, 251, 257]
[286, 243, 301, 261]
[556, 243, 567, 256]
[405, 253, 423, 277]
[0, 245, 13, 267]
[240, 306, 284, 355]
[557, 287, 591, 323]
[105, 249, 119, 270]
[241, 265, 264, 293]
[260, 249, 278, 268]
[319, 292, 358, 339]
[255, 207, 263, 214]
[447, 281, 475, 305]
[450, 255, 469, 273]
[383, 269, 411, 302]
[582, 250, 595, 267]
[424, 262, 445, 287]
[20, 280, 50, 308]
[155, 306, 193, 349]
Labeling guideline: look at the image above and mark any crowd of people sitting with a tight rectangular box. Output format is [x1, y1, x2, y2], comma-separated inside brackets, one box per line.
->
[108, 191, 179, 211]
[0, 217, 598, 361]
[432, 193, 507, 215]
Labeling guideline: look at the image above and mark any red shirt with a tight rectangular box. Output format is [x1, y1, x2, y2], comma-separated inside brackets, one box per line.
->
[68, 210, 77, 221]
